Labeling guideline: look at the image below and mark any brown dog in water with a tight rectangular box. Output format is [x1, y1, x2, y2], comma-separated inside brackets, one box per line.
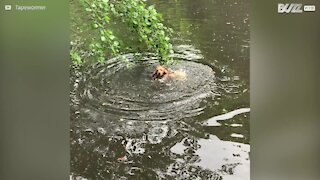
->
[152, 65, 186, 81]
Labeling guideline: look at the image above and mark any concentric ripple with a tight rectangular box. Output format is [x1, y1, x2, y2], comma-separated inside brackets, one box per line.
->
[74, 47, 216, 121]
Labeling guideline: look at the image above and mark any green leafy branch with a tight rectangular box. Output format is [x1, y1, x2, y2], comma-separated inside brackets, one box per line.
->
[71, 0, 174, 65]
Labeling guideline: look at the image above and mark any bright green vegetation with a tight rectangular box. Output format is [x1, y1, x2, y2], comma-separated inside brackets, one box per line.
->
[71, 0, 174, 65]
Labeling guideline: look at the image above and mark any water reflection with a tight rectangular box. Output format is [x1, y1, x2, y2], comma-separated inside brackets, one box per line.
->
[171, 135, 250, 180]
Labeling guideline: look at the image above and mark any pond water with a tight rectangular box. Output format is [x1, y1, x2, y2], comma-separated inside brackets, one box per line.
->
[70, 0, 250, 179]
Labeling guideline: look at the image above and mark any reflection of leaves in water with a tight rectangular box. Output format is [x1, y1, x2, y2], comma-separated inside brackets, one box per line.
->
[70, 118, 226, 179]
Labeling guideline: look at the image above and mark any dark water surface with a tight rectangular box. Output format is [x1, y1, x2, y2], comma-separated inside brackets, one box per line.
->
[70, 0, 249, 179]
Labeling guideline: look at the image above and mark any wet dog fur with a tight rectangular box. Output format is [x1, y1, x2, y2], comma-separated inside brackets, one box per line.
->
[152, 65, 186, 81]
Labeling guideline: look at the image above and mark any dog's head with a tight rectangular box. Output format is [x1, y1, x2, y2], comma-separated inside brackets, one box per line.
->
[152, 65, 169, 79]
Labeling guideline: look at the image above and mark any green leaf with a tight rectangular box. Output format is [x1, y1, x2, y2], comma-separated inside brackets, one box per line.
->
[109, 35, 115, 40]
[113, 41, 119, 46]
[104, 16, 110, 22]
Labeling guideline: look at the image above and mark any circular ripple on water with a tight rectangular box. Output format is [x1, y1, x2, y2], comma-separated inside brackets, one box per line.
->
[76, 53, 216, 121]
